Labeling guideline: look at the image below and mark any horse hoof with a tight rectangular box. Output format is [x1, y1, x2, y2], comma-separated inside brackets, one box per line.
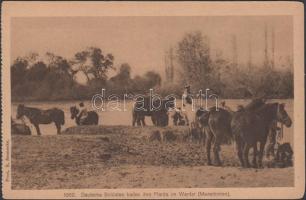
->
[207, 161, 212, 166]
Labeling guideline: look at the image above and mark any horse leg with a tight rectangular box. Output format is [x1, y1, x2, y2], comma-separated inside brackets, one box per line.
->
[235, 136, 244, 167]
[136, 117, 141, 126]
[55, 122, 61, 134]
[252, 143, 258, 168]
[205, 128, 213, 165]
[34, 124, 41, 136]
[243, 143, 251, 168]
[201, 127, 206, 145]
[258, 142, 266, 168]
[132, 115, 136, 126]
[141, 116, 146, 126]
[213, 135, 222, 166]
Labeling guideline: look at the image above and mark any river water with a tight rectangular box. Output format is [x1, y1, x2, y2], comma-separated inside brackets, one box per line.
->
[11, 99, 293, 143]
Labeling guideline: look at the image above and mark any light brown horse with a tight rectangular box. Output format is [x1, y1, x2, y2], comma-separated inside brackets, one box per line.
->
[197, 107, 232, 166]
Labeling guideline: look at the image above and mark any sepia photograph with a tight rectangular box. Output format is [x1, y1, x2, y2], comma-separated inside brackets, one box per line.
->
[2, 2, 305, 199]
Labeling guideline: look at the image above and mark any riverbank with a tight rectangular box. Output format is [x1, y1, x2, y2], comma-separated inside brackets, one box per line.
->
[12, 126, 294, 189]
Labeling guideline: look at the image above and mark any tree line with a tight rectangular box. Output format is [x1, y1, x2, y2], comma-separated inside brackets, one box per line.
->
[162, 31, 293, 99]
[11, 48, 161, 101]
[11, 31, 293, 101]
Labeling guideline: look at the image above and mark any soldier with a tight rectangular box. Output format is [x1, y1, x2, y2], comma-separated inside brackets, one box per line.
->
[266, 120, 281, 158]
[275, 143, 293, 166]
[172, 107, 186, 126]
[78, 102, 88, 124]
[182, 85, 192, 105]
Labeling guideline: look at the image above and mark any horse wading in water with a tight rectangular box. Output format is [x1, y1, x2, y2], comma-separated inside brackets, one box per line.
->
[70, 106, 99, 125]
[16, 104, 65, 135]
[132, 96, 175, 127]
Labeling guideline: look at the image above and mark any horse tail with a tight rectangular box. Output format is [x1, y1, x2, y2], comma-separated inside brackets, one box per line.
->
[59, 110, 65, 125]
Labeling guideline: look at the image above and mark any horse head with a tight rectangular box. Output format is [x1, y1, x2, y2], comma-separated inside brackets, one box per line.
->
[276, 103, 292, 127]
[195, 108, 206, 117]
[16, 104, 25, 119]
[70, 106, 79, 120]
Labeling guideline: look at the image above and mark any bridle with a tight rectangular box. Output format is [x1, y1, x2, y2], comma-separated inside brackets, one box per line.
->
[277, 103, 291, 124]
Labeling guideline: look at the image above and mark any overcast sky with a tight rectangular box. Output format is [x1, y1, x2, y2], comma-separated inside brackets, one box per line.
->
[11, 16, 293, 77]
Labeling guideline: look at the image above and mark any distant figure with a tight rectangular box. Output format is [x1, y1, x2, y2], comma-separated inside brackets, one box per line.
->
[78, 102, 88, 124]
[266, 120, 282, 158]
[220, 101, 232, 112]
[182, 84, 193, 126]
[236, 105, 244, 112]
[182, 85, 192, 105]
[70, 105, 99, 125]
[275, 142, 293, 165]
[11, 117, 31, 135]
[172, 107, 186, 126]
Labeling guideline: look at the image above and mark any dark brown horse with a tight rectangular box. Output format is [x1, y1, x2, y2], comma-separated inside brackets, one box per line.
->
[70, 106, 99, 125]
[195, 98, 270, 166]
[132, 96, 175, 127]
[231, 102, 292, 168]
[16, 104, 65, 135]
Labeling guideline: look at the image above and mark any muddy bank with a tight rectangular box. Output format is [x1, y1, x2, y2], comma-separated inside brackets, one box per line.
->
[12, 126, 294, 189]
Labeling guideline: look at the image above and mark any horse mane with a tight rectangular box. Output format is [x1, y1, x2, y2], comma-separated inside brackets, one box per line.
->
[196, 108, 206, 117]
[21, 105, 42, 113]
[244, 98, 266, 111]
[255, 102, 278, 113]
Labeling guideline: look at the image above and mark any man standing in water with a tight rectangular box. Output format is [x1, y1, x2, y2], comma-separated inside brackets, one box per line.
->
[78, 102, 88, 124]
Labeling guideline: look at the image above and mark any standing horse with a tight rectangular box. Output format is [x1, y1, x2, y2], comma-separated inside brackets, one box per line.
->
[231, 103, 292, 168]
[70, 106, 99, 125]
[197, 107, 232, 166]
[132, 96, 152, 126]
[16, 104, 65, 135]
[132, 96, 175, 127]
[195, 98, 268, 166]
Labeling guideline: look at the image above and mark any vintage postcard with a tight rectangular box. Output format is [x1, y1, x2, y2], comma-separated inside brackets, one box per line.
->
[2, 1, 305, 199]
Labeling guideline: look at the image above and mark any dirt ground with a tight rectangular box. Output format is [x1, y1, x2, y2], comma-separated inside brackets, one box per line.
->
[11, 126, 294, 189]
